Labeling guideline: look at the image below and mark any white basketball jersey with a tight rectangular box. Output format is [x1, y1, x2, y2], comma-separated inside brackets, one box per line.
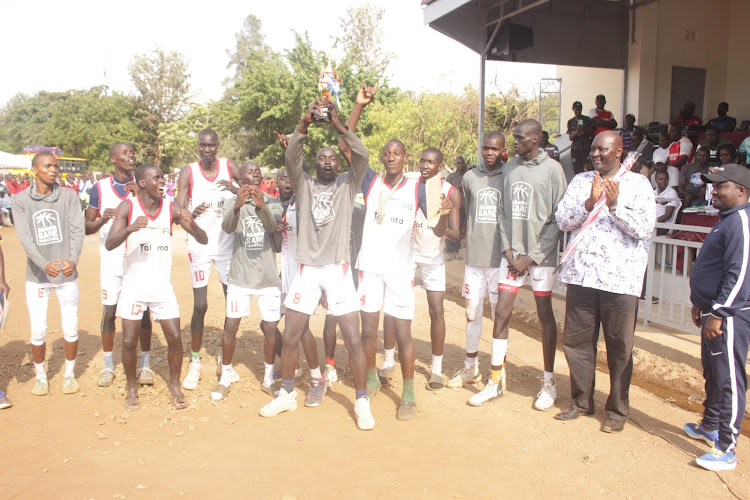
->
[97, 177, 133, 245]
[357, 175, 420, 276]
[121, 199, 174, 302]
[281, 201, 300, 294]
[413, 178, 453, 265]
[187, 159, 234, 258]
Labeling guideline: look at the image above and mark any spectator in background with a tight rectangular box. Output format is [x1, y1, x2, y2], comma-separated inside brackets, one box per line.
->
[589, 94, 617, 137]
[654, 170, 681, 234]
[674, 101, 702, 128]
[78, 173, 92, 203]
[739, 136, 750, 167]
[629, 127, 654, 174]
[650, 162, 679, 190]
[718, 143, 738, 166]
[445, 156, 467, 260]
[567, 101, 594, 175]
[541, 131, 560, 161]
[653, 132, 670, 166]
[620, 114, 636, 150]
[680, 147, 711, 207]
[706, 102, 737, 132]
[699, 126, 734, 167]
[667, 124, 693, 170]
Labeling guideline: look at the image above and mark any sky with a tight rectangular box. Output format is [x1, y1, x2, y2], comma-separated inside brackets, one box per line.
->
[0, 0, 556, 107]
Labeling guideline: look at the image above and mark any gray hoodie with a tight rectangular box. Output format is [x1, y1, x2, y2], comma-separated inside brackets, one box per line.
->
[500, 150, 566, 267]
[462, 163, 504, 267]
[12, 183, 85, 284]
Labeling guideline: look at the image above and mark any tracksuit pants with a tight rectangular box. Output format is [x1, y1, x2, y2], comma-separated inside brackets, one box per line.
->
[562, 284, 639, 421]
[700, 310, 750, 453]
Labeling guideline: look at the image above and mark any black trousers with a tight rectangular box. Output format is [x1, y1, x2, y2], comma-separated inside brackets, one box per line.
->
[700, 311, 750, 452]
[562, 284, 638, 420]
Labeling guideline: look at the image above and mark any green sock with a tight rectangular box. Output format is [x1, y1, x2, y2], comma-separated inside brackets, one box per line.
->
[402, 378, 415, 403]
[191, 351, 200, 362]
[367, 368, 379, 388]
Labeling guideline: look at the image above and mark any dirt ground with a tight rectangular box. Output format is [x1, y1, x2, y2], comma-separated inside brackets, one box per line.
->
[1, 226, 749, 499]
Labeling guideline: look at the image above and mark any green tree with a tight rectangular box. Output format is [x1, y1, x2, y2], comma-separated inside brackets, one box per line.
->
[0, 87, 143, 172]
[129, 49, 192, 169]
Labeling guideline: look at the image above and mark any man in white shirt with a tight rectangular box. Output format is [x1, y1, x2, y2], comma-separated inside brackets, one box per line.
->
[654, 170, 681, 234]
[554, 131, 655, 433]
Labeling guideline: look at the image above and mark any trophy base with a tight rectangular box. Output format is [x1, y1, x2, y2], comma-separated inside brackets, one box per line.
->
[312, 108, 331, 122]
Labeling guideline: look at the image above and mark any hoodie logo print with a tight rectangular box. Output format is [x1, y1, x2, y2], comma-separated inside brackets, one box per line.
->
[33, 209, 62, 245]
[476, 187, 500, 223]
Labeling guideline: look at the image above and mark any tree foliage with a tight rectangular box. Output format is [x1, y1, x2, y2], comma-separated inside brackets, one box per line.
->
[129, 49, 193, 169]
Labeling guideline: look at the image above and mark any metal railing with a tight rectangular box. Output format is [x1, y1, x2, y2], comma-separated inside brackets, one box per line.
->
[552, 222, 710, 334]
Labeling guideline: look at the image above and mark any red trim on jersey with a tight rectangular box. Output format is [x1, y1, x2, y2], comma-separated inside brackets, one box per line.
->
[299, 263, 305, 275]
[187, 165, 194, 199]
[110, 176, 133, 201]
[533, 290, 552, 297]
[94, 183, 103, 217]
[342, 262, 350, 275]
[384, 176, 408, 191]
[198, 159, 221, 183]
[126, 199, 135, 225]
[168, 201, 173, 235]
[498, 283, 519, 294]
[137, 196, 163, 221]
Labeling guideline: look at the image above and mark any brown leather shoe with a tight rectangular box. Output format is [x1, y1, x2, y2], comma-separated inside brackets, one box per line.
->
[554, 405, 594, 421]
[602, 418, 626, 433]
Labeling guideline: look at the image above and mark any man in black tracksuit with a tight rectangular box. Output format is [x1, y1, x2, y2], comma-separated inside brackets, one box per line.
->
[687, 164, 750, 472]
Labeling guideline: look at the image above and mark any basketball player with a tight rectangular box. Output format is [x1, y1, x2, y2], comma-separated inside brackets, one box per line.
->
[85, 142, 153, 387]
[176, 129, 240, 390]
[106, 164, 208, 410]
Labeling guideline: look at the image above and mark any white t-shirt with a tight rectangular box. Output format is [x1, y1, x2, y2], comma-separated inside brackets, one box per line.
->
[280, 200, 299, 294]
[413, 178, 453, 265]
[186, 159, 234, 258]
[654, 186, 680, 220]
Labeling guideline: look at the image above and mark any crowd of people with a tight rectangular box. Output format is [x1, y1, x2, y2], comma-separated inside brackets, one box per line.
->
[0, 86, 748, 473]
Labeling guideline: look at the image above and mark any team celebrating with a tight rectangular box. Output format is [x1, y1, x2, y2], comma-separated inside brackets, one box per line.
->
[8, 84, 750, 472]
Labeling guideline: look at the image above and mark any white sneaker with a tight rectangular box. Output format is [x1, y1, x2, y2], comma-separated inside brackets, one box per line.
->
[182, 361, 201, 390]
[226, 367, 240, 384]
[468, 379, 504, 407]
[354, 397, 376, 430]
[446, 365, 481, 388]
[533, 381, 557, 411]
[324, 364, 338, 388]
[259, 388, 298, 417]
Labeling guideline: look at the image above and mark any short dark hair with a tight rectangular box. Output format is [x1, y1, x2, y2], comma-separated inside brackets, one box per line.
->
[421, 147, 443, 164]
[109, 142, 132, 157]
[31, 152, 55, 166]
[135, 164, 161, 182]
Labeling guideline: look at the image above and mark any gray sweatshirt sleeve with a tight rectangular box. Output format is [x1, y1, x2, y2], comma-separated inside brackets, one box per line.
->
[11, 194, 50, 270]
[286, 131, 308, 195]
[222, 197, 240, 233]
[67, 190, 84, 263]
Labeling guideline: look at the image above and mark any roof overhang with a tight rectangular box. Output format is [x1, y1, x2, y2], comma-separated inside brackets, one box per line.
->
[423, 0, 629, 70]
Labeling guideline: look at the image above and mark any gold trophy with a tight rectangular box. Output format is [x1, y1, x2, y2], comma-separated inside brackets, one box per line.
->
[313, 61, 342, 122]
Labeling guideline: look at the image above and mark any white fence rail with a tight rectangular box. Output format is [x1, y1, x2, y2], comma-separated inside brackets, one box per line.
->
[553, 221, 711, 334]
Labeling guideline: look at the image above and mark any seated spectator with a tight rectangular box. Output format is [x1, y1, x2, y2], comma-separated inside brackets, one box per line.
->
[652, 132, 670, 165]
[739, 135, 750, 167]
[629, 127, 654, 172]
[541, 131, 560, 161]
[588, 94, 617, 136]
[667, 124, 693, 170]
[650, 162, 679, 190]
[679, 147, 710, 206]
[653, 170, 680, 234]
[717, 143, 737, 166]
[620, 114, 636, 149]
[698, 126, 733, 167]
[705, 102, 737, 132]
[673, 101, 702, 127]
[567, 101, 594, 174]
